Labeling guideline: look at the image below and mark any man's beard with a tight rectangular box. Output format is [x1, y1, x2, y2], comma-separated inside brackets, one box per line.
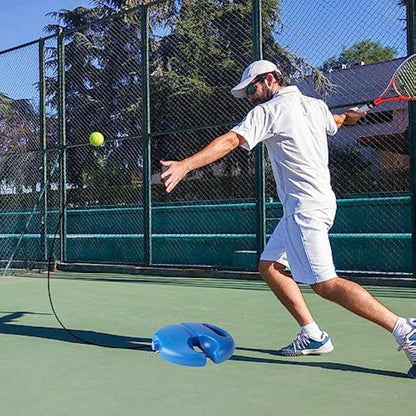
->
[252, 87, 274, 106]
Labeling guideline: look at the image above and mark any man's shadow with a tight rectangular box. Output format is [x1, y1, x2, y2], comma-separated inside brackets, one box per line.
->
[0, 311, 152, 350]
[0, 312, 408, 378]
[233, 346, 407, 378]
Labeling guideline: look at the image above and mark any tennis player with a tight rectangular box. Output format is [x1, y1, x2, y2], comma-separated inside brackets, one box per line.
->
[160, 60, 416, 378]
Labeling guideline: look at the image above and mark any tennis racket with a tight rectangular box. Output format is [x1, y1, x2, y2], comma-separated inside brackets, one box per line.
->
[358, 54, 416, 112]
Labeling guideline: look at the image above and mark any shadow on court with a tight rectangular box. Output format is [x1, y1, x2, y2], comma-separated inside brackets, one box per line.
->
[0, 312, 407, 378]
[234, 346, 406, 379]
[0, 311, 152, 350]
[44, 272, 416, 298]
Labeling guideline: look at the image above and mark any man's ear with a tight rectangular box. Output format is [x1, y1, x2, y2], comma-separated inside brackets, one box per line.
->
[266, 73, 276, 88]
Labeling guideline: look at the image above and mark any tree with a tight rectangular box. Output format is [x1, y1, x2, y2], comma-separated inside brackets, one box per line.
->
[149, 0, 284, 179]
[0, 93, 40, 194]
[44, 0, 334, 203]
[44, 0, 286, 193]
[322, 40, 397, 71]
[45, 4, 143, 190]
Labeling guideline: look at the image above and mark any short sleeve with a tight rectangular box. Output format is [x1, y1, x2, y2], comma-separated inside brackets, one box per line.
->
[231, 105, 275, 151]
[324, 103, 338, 136]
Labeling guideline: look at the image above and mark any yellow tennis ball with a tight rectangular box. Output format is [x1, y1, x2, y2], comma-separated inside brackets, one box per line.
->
[89, 131, 104, 146]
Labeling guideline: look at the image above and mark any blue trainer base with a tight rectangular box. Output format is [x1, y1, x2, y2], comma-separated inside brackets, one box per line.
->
[152, 322, 235, 367]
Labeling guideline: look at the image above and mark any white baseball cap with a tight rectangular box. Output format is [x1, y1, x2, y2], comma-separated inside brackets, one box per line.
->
[231, 60, 281, 98]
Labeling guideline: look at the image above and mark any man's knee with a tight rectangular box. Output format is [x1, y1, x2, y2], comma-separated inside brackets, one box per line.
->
[258, 260, 287, 279]
[258, 259, 271, 278]
[311, 277, 339, 298]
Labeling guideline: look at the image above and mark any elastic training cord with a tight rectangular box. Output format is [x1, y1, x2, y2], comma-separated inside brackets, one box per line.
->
[24, 146, 147, 350]
[46, 204, 145, 350]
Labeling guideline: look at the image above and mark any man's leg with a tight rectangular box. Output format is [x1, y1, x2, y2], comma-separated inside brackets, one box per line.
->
[258, 260, 314, 326]
[311, 277, 397, 331]
[258, 259, 333, 356]
[312, 276, 416, 378]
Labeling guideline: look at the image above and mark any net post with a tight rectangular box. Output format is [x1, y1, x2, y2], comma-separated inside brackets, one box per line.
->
[57, 28, 67, 262]
[252, 0, 266, 263]
[141, 4, 152, 266]
[39, 38, 48, 266]
[408, 0, 416, 277]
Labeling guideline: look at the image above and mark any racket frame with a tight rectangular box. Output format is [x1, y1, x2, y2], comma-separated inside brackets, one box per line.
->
[358, 54, 416, 112]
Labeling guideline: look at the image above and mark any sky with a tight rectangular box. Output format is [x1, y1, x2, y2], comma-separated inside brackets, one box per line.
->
[0, 0, 408, 57]
[278, 0, 407, 67]
[0, 0, 91, 51]
[0, 1, 92, 101]
[0, 0, 408, 101]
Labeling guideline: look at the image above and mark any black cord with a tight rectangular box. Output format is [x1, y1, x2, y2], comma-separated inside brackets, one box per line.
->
[46, 210, 150, 350]
[46, 150, 148, 350]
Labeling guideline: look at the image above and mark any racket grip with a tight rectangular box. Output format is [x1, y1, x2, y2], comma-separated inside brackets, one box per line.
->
[357, 103, 373, 113]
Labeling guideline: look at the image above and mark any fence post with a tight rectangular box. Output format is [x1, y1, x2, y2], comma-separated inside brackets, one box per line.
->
[252, 0, 266, 262]
[141, 4, 152, 266]
[408, 0, 416, 276]
[39, 39, 48, 265]
[57, 29, 67, 262]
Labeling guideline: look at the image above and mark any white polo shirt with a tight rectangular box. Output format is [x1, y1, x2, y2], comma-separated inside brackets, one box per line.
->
[231, 86, 338, 217]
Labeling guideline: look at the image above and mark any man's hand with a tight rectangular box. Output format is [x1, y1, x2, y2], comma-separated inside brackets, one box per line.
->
[160, 160, 190, 193]
[333, 107, 366, 128]
[343, 107, 366, 125]
[160, 131, 245, 193]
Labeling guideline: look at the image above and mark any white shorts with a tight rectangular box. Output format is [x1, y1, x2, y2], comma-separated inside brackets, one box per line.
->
[260, 208, 337, 284]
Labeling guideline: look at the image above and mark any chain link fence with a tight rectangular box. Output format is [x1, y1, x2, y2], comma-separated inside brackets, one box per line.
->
[0, 0, 413, 276]
[264, 0, 411, 274]
[0, 41, 45, 270]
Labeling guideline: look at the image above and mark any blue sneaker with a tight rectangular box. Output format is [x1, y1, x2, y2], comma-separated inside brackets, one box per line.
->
[275, 331, 334, 356]
[398, 319, 416, 379]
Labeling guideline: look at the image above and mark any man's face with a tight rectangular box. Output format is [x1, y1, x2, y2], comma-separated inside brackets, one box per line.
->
[246, 74, 273, 106]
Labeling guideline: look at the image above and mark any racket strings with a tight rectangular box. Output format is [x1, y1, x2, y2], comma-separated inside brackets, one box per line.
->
[395, 57, 416, 98]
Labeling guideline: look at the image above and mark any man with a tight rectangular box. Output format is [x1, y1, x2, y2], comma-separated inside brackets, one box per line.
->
[160, 60, 416, 378]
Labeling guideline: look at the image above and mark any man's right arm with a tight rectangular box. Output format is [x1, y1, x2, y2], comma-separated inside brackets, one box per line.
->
[160, 131, 247, 193]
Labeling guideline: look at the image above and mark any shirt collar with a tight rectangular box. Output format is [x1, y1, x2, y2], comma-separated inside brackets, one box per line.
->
[273, 85, 300, 98]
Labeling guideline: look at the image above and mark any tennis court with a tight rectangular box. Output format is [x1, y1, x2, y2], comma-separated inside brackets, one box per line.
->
[0, 1, 415, 414]
[1, 270, 414, 416]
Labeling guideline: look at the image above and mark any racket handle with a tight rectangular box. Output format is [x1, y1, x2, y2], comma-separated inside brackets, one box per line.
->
[357, 103, 374, 113]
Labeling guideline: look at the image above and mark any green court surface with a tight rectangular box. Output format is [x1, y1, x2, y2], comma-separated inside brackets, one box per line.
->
[0, 271, 415, 416]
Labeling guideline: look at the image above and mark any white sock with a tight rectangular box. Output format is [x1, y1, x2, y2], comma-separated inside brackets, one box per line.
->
[300, 321, 322, 340]
[392, 317, 413, 345]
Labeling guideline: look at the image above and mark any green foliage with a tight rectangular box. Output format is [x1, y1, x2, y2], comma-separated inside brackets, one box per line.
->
[38, 1, 404, 206]
[322, 40, 397, 71]
[149, 0, 286, 179]
[0, 93, 40, 193]
[42, 0, 289, 191]
[44, 4, 143, 187]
